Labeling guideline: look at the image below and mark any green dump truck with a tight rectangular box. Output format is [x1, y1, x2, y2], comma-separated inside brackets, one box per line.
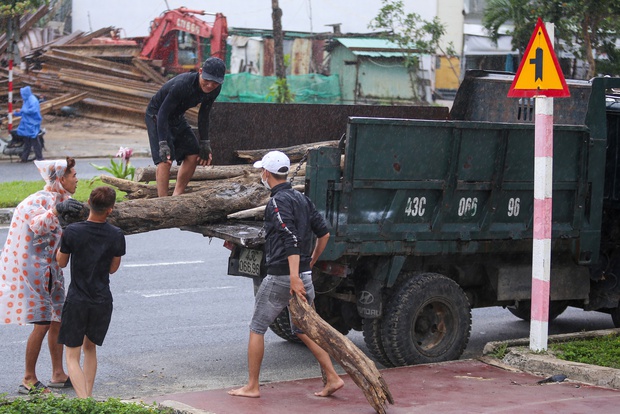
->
[191, 70, 620, 368]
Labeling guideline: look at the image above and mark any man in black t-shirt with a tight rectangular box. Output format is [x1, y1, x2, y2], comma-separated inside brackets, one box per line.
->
[146, 57, 226, 197]
[57, 186, 126, 399]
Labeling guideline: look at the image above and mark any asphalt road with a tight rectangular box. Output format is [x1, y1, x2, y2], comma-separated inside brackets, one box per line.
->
[0, 224, 616, 400]
[0, 157, 616, 400]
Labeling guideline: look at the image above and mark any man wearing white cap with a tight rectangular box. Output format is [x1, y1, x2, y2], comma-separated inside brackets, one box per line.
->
[228, 151, 344, 399]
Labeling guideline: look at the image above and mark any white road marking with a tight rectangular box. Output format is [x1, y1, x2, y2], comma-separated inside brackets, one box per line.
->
[123, 260, 204, 268]
[127, 286, 234, 298]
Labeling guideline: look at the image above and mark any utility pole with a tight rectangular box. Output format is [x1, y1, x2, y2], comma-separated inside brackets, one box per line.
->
[271, 0, 285, 79]
[6, 13, 19, 132]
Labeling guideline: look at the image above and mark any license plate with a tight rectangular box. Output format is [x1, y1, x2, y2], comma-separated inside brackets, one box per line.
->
[238, 248, 263, 277]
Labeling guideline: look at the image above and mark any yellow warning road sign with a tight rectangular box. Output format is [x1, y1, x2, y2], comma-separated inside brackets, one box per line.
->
[508, 18, 570, 98]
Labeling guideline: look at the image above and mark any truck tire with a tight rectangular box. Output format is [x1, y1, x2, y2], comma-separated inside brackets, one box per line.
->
[381, 273, 471, 366]
[362, 318, 394, 368]
[269, 308, 302, 344]
[507, 300, 569, 322]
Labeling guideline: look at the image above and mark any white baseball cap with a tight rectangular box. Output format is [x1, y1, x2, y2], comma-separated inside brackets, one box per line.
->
[253, 150, 290, 174]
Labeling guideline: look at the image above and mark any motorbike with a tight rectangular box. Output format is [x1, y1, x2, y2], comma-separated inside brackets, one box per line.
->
[0, 129, 46, 162]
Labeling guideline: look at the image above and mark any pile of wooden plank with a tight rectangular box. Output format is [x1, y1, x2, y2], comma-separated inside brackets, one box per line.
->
[5, 21, 172, 129]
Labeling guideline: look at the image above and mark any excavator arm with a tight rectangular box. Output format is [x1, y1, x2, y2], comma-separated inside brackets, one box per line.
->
[139, 7, 227, 71]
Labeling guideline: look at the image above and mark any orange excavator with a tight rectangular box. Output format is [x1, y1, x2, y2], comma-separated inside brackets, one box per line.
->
[92, 7, 228, 76]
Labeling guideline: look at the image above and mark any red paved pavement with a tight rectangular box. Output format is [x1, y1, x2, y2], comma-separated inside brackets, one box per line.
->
[153, 359, 620, 413]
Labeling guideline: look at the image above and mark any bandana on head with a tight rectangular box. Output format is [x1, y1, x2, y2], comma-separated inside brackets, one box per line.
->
[34, 159, 71, 195]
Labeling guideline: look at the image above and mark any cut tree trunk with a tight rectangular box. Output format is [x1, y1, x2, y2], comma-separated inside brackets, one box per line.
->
[235, 140, 338, 163]
[134, 164, 259, 183]
[102, 174, 306, 200]
[100, 175, 207, 198]
[289, 295, 394, 414]
[104, 181, 270, 234]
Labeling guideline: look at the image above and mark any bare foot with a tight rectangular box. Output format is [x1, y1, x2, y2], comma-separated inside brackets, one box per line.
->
[228, 386, 260, 398]
[314, 377, 345, 397]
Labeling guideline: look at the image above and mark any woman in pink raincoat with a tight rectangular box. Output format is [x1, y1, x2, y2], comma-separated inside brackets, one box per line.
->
[0, 158, 82, 394]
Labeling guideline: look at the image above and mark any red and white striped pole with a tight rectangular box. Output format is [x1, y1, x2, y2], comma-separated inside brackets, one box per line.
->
[530, 23, 555, 352]
[6, 15, 15, 132]
[8, 58, 13, 132]
[531, 96, 553, 351]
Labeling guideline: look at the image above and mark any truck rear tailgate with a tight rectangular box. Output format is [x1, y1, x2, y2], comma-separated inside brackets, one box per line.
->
[181, 222, 265, 248]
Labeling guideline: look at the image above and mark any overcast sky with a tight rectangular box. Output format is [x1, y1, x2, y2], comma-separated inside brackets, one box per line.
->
[72, 0, 432, 37]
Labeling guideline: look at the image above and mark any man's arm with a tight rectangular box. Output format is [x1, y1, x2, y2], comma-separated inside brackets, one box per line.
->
[197, 86, 220, 141]
[56, 250, 70, 268]
[288, 254, 307, 301]
[196, 95, 217, 166]
[109, 256, 122, 274]
[310, 233, 330, 268]
[156, 95, 176, 143]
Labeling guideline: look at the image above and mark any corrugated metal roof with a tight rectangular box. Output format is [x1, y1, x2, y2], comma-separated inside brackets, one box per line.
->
[335, 38, 416, 57]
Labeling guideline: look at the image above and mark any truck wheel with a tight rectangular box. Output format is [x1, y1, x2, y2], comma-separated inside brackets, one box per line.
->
[362, 318, 394, 368]
[314, 296, 352, 336]
[269, 308, 302, 344]
[381, 273, 471, 366]
[507, 300, 569, 322]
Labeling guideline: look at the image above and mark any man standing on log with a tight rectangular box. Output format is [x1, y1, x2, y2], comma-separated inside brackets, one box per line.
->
[146, 57, 225, 197]
[228, 151, 344, 399]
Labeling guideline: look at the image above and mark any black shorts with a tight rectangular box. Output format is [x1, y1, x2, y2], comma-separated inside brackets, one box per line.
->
[146, 112, 199, 165]
[58, 300, 113, 347]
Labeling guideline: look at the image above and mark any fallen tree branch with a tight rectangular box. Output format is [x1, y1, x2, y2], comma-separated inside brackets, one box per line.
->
[235, 140, 338, 163]
[99, 175, 205, 198]
[134, 164, 260, 183]
[289, 294, 394, 414]
[227, 205, 266, 220]
[105, 181, 271, 234]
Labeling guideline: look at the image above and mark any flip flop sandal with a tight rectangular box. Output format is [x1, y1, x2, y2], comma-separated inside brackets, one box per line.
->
[48, 377, 73, 389]
[18, 381, 50, 395]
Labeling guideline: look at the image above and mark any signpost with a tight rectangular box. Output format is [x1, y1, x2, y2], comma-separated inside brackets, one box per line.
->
[507, 18, 570, 352]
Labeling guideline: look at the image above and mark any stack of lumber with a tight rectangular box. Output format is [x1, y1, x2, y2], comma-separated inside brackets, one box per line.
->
[5, 23, 172, 128]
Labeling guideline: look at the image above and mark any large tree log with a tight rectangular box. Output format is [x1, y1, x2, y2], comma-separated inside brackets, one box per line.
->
[102, 173, 306, 200]
[100, 175, 208, 199]
[289, 295, 393, 414]
[135, 163, 307, 183]
[235, 140, 338, 163]
[134, 164, 259, 183]
[103, 181, 270, 234]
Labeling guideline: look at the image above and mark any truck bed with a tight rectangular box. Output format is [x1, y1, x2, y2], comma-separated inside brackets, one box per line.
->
[182, 222, 265, 248]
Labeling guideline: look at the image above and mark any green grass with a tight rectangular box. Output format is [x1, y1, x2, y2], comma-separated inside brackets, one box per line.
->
[550, 333, 620, 369]
[0, 179, 127, 208]
[492, 343, 509, 360]
[0, 393, 174, 413]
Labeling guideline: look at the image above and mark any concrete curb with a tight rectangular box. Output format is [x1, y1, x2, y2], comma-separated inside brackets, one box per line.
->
[120, 399, 212, 414]
[158, 400, 215, 414]
[482, 328, 620, 389]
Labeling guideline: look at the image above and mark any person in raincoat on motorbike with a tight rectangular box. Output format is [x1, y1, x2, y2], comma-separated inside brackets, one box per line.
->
[13, 86, 43, 162]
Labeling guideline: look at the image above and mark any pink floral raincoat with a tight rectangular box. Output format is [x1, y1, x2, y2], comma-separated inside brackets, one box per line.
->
[0, 160, 72, 324]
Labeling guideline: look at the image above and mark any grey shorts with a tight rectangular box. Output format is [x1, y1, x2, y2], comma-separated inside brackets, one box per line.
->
[249, 271, 314, 335]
